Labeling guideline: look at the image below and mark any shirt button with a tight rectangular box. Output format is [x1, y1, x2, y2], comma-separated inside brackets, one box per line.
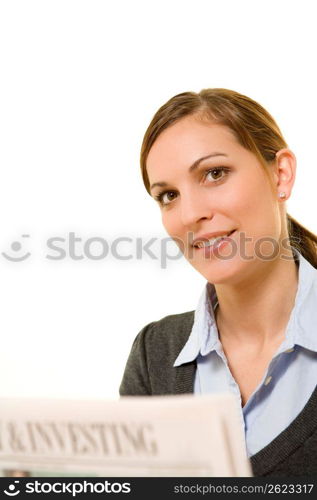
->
[285, 348, 294, 353]
[264, 376, 272, 386]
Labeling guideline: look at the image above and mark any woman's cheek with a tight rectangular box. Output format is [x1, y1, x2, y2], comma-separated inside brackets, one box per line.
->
[162, 210, 179, 233]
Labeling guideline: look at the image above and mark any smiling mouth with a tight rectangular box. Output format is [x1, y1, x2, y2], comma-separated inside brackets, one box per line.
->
[193, 230, 236, 249]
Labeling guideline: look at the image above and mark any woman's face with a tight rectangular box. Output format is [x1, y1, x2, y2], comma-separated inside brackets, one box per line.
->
[146, 115, 284, 285]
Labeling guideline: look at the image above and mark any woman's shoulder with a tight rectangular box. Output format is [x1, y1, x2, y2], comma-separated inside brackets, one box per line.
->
[120, 310, 195, 396]
[138, 309, 195, 346]
[129, 309, 195, 368]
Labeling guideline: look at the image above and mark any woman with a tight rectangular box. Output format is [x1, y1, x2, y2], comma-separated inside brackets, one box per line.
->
[119, 88, 317, 476]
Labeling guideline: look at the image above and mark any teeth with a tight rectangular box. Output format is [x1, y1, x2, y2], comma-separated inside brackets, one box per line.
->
[195, 233, 230, 248]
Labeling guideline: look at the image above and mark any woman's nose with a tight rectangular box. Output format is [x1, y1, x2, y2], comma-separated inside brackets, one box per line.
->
[180, 192, 214, 227]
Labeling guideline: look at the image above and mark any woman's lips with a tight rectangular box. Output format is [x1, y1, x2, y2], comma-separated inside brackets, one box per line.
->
[193, 229, 237, 258]
[193, 229, 236, 248]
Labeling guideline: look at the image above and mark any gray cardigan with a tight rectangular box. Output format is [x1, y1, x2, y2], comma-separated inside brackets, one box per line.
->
[119, 311, 317, 477]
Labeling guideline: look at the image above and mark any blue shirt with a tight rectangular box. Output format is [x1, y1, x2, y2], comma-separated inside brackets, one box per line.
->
[174, 250, 317, 456]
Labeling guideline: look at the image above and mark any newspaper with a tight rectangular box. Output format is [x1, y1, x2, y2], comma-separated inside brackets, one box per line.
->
[0, 394, 252, 477]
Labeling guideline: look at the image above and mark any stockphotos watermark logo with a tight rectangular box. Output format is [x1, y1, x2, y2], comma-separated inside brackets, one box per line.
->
[3, 480, 20, 496]
[0, 232, 181, 268]
[2, 479, 131, 496]
[1, 232, 300, 268]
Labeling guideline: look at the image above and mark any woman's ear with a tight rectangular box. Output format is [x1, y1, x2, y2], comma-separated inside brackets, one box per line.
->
[273, 148, 297, 201]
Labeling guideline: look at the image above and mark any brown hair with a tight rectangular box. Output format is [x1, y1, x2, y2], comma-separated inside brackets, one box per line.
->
[140, 88, 317, 268]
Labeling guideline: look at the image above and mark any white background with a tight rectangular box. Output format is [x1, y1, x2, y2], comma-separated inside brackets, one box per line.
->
[0, 0, 316, 400]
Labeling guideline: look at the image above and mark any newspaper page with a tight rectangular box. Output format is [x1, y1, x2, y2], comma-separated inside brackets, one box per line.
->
[0, 394, 252, 477]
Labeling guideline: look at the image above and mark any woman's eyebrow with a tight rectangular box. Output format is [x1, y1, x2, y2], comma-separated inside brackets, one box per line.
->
[150, 152, 228, 191]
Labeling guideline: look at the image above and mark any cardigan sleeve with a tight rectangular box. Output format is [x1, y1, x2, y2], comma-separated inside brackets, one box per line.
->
[119, 322, 156, 396]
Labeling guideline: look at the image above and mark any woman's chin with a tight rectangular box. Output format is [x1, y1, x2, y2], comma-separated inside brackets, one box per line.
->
[192, 256, 246, 285]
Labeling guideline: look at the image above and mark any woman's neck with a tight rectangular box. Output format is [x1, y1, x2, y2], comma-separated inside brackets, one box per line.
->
[214, 253, 299, 346]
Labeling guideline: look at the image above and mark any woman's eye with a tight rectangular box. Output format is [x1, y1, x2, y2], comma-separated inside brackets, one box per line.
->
[205, 167, 228, 182]
[154, 167, 229, 206]
[155, 191, 177, 206]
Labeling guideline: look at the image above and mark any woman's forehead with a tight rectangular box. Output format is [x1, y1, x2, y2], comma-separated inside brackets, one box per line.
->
[146, 117, 245, 175]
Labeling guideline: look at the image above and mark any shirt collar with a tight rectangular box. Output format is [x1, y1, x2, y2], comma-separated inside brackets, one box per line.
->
[289, 249, 317, 352]
[173, 281, 220, 367]
[174, 249, 317, 367]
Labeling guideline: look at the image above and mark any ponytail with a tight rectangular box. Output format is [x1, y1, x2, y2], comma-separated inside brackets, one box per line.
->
[287, 214, 317, 268]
